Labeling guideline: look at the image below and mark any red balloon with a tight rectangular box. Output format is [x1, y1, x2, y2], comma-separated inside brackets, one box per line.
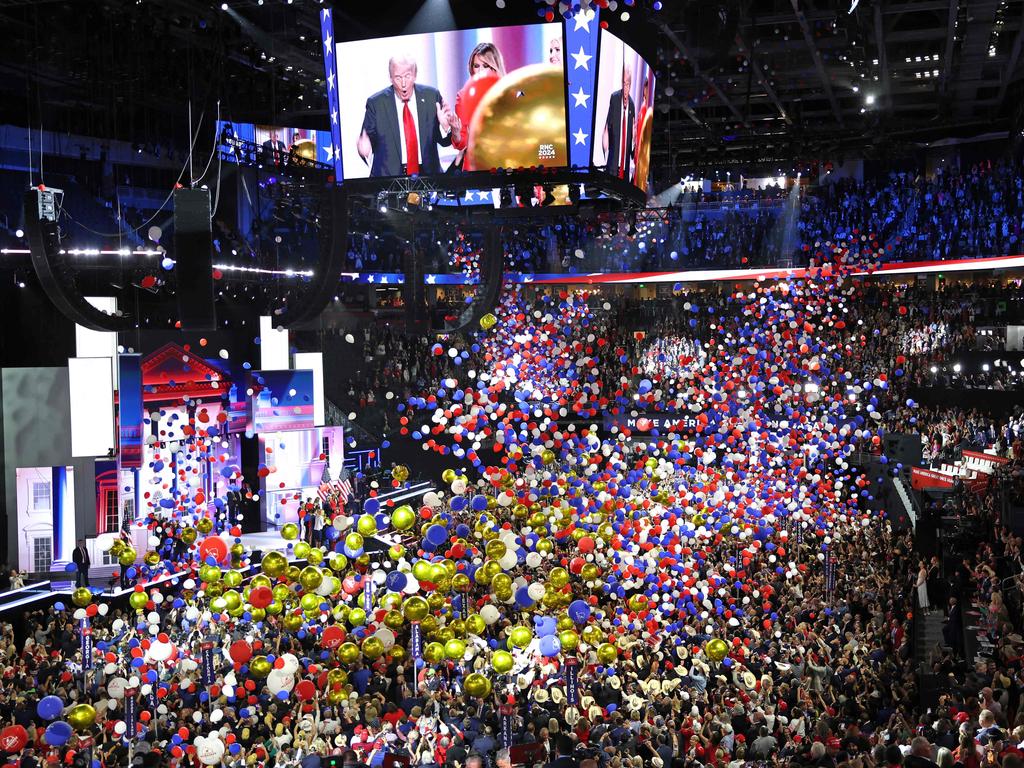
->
[248, 586, 273, 610]
[321, 625, 344, 650]
[0, 725, 27, 753]
[456, 72, 501, 171]
[295, 680, 316, 701]
[198, 536, 228, 565]
[230, 639, 253, 664]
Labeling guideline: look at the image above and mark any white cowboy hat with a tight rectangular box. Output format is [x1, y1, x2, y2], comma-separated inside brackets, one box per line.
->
[580, 695, 595, 710]
[588, 705, 604, 721]
[607, 676, 621, 690]
[564, 707, 581, 726]
[550, 687, 565, 705]
[644, 679, 662, 695]
[742, 671, 758, 690]
[533, 688, 549, 704]
[516, 674, 531, 691]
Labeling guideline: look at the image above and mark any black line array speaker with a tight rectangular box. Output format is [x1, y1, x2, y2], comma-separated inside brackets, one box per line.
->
[173, 188, 216, 330]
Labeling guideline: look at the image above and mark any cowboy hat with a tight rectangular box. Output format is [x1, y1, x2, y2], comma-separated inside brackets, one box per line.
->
[564, 707, 581, 727]
[551, 687, 565, 705]
[533, 688, 550, 704]
[334, 735, 347, 748]
[580, 695, 595, 710]
[742, 671, 757, 690]
[641, 679, 662, 695]
[607, 676, 621, 690]
[588, 705, 604, 721]
[516, 674, 531, 691]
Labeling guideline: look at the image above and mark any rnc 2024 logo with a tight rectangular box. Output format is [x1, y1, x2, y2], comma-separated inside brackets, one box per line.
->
[538, 144, 556, 161]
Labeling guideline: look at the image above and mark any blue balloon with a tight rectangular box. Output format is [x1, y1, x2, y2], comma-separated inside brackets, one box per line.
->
[568, 599, 591, 623]
[37, 695, 64, 721]
[385, 571, 408, 592]
[538, 634, 561, 657]
[44, 721, 73, 747]
[534, 616, 557, 637]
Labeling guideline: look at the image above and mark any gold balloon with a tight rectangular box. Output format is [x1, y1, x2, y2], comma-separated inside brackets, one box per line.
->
[423, 642, 445, 664]
[71, 587, 92, 608]
[327, 689, 345, 705]
[281, 523, 299, 541]
[485, 539, 507, 560]
[479, 313, 498, 331]
[181, 527, 198, 546]
[196, 518, 213, 534]
[441, 469, 458, 485]
[199, 564, 221, 584]
[298, 566, 323, 592]
[491, 650, 514, 673]
[465, 614, 486, 637]
[559, 629, 580, 651]
[549, 567, 570, 588]
[272, 584, 292, 603]
[596, 643, 618, 665]
[261, 551, 288, 578]
[293, 542, 311, 561]
[634, 106, 653, 190]
[250, 575, 272, 589]
[403, 596, 430, 622]
[144, 550, 161, 567]
[282, 613, 303, 632]
[67, 703, 97, 732]
[388, 544, 406, 561]
[344, 532, 364, 552]
[384, 610, 405, 630]
[541, 449, 556, 466]
[412, 560, 434, 583]
[249, 607, 266, 622]
[337, 642, 360, 664]
[392, 465, 410, 482]
[380, 593, 403, 611]
[362, 636, 385, 659]
[467, 64, 568, 170]
[705, 638, 729, 663]
[582, 625, 603, 646]
[300, 593, 322, 614]
[327, 669, 348, 686]
[292, 138, 316, 161]
[357, 514, 377, 536]
[509, 626, 533, 649]
[464, 672, 492, 698]
[452, 573, 471, 593]
[265, 602, 282, 616]
[128, 591, 148, 611]
[223, 590, 242, 611]
[348, 608, 367, 626]
[249, 656, 272, 678]
[390, 646, 407, 662]
[444, 638, 466, 660]
[223, 570, 243, 588]
[109, 540, 125, 557]
[308, 547, 325, 566]
[329, 554, 348, 572]
[286, 565, 302, 582]
[118, 547, 137, 567]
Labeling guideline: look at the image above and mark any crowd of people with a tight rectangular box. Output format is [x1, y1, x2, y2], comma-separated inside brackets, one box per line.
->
[337, 157, 1024, 275]
[4, 202, 1024, 768]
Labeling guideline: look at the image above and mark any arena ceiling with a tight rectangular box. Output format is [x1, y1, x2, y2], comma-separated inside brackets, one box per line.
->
[0, 0, 1021, 180]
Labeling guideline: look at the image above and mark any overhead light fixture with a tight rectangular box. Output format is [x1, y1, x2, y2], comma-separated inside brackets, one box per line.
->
[865, 94, 875, 105]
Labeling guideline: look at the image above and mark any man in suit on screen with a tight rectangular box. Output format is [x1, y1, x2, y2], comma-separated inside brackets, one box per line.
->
[356, 55, 461, 177]
[601, 64, 635, 180]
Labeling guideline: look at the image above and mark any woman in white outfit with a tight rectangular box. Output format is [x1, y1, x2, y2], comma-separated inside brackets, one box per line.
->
[916, 560, 931, 613]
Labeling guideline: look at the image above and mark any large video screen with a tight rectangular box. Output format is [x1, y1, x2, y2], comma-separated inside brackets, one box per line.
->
[248, 370, 315, 433]
[216, 121, 335, 167]
[333, 23, 567, 179]
[592, 30, 655, 191]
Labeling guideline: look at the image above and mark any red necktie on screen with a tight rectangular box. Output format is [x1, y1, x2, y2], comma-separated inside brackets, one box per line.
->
[619, 97, 628, 179]
[403, 101, 420, 175]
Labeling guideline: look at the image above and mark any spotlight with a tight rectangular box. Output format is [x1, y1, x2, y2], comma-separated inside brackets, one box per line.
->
[220, 2, 228, 8]
[865, 94, 875, 105]
[14, 229, 23, 238]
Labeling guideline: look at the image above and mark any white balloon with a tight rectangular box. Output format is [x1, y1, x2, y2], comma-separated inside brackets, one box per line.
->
[278, 653, 300, 676]
[480, 605, 500, 625]
[195, 735, 225, 766]
[374, 628, 396, 651]
[107, 677, 128, 699]
[315, 576, 337, 596]
[525, 552, 542, 568]
[148, 641, 173, 663]
[266, 668, 295, 695]
[498, 551, 518, 570]
[113, 721, 127, 735]
[527, 583, 546, 601]
[402, 577, 420, 595]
